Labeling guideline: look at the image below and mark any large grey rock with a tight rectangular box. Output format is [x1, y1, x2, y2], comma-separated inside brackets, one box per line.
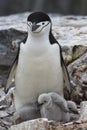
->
[78, 101, 87, 122]
[68, 53, 87, 104]
[0, 126, 6, 130]
[8, 116, 87, 130]
[9, 118, 49, 130]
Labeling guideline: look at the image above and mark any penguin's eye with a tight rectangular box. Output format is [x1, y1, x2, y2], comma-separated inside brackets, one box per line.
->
[42, 22, 45, 25]
[27, 21, 32, 26]
[41, 21, 50, 26]
[37, 21, 50, 26]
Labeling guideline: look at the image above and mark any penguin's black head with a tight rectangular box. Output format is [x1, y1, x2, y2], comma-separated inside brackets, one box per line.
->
[27, 12, 58, 44]
[27, 12, 51, 23]
[27, 12, 52, 34]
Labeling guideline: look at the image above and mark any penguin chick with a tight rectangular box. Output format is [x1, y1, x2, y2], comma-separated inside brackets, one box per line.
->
[11, 103, 41, 124]
[38, 93, 70, 122]
[67, 101, 78, 114]
[48, 92, 69, 112]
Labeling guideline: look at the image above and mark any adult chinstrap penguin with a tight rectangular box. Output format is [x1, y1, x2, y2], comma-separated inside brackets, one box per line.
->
[5, 12, 71, 111]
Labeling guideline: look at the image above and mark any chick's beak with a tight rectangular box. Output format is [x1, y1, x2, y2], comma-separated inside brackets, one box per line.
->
[32, 23, 40, 31]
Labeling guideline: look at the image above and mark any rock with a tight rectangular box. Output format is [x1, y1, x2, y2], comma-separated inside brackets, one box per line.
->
[0, 110, 9, 118]
[62, 122, 87, 130]
[78, 101, 87, 122]
[68, 53, 87, 104]
[8, 117, 87, 130]
[0, 126, 6, 130]
[9, 118, 49, 130]
[62, 45, 87, 65]
[71, 45, 87, 62]
[0, 28, 27, 66]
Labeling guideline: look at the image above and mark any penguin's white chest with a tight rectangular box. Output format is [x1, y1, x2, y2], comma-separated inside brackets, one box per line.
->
[15, 43, 63, 106]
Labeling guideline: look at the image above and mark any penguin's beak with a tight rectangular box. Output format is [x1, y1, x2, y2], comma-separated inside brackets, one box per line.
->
[32, 23, 40, 32]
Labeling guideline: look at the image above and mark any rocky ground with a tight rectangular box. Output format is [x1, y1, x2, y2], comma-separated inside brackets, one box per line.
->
[0, 13, 87, 130]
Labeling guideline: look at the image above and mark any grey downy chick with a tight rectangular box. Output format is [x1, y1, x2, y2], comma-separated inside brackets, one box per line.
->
[38, 92, 70, 122]
[67, 100, 78, 114]
[67, 100, 79, 121]
[11, 98, 78, 124]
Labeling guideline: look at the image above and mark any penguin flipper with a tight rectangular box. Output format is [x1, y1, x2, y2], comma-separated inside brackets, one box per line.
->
[49, 92, 69, 112]
[5, 60, 17, 93]
[61, 60, 71, 94]
[5, 39, 26, 93]
[49, 33, 71, 93]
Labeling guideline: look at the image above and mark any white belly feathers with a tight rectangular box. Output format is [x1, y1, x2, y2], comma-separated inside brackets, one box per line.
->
[15, 43, 63, 109]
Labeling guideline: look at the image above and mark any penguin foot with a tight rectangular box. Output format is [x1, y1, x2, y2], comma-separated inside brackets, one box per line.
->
[12, 114, 22, 125]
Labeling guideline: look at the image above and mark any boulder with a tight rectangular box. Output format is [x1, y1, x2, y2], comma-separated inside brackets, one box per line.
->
[68, 53, 87, 104]
[9, 118, 49, 130]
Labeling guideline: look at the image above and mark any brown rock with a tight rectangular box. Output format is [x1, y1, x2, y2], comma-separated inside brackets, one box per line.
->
[68, 53, 87, 104]
[9, 118, 49, 130]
